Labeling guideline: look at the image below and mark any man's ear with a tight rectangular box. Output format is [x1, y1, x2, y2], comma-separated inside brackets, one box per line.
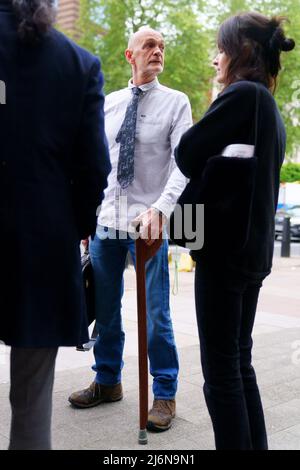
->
[125, 49, 134, 65]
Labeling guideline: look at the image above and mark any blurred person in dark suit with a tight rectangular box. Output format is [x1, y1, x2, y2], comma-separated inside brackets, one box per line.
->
[0, 0, 111, 450]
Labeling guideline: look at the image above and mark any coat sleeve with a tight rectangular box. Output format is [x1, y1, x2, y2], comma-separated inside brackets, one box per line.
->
[72, 57, 111, 239]
[175, 82, 257, 179]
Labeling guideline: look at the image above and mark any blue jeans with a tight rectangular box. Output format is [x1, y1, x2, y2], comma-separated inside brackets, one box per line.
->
[89, 227, 179, 399]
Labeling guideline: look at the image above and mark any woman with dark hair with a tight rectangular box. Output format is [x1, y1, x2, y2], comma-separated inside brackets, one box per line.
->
[175, 12, 295, 450]
[11, 0, 56, 43]
[0, 0, 110, 449]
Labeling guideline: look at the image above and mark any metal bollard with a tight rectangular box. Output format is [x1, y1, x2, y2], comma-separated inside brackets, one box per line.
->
[281, 216, 291, 258]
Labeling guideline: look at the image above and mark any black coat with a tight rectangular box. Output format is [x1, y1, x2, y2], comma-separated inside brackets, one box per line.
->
[176, 81, 286, 279]
[0, 2, 111, 347]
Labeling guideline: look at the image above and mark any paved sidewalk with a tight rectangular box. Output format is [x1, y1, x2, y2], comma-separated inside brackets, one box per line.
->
[1, 254, 300, 450]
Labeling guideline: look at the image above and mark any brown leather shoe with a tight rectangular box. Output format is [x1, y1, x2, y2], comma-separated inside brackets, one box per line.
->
[147, 399, 176, 432]
[68, 382, 123, 408]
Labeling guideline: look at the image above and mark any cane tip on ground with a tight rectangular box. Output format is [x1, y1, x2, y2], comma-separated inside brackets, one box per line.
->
[138, 429, 148, 445]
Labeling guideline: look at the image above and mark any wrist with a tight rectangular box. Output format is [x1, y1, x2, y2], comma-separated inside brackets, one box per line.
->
[152, 207, 167, 223]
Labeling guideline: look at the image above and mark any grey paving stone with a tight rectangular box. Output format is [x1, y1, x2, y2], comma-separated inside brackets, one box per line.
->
[53, 394, 136, 430]
[176, 379, 201, 395]
[265, 399, 300, 434]
[182, 373, 204, 387]
[255, 328, 300, 349]
[175, 388, 206, 414]
[52, 423, 94, 450]
[286, 424, 300, 437]
[0, 397, 10, 438]
[0, 384, 9, 400]
[0, 432, 9, 451]
[253, 344, 291, 361]
[269, 430, 300, 450]
[261, 380, 300, 409]
[255, 365, 300, 389]
[53, 368, 95, 393]
[157, 438, 204, 451]
[190, 431, 215, 451]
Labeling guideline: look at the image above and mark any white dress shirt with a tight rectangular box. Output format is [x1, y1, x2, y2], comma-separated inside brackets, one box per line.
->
[98, 77, 193, 232]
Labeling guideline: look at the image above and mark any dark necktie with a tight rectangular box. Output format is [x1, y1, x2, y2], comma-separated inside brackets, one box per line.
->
[116, 87, 143, 189]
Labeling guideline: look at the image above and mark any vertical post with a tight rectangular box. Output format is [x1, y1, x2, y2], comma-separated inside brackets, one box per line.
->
[281, 216, 291, 258]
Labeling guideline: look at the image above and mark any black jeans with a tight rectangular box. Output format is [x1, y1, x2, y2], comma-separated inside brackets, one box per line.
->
[195, 261, 268, 450]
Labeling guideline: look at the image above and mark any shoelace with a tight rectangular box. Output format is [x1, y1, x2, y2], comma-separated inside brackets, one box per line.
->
[90, 382, 98, 399]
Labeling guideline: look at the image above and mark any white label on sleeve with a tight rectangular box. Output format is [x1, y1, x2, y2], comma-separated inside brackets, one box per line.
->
[222, 144, 255, 158]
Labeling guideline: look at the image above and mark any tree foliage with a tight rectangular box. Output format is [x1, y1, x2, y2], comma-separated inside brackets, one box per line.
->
[74, 0, 213, 120]
[201, 0, 300, 157]
[68, 0, 299, 157]
[280, 163, 300, 183]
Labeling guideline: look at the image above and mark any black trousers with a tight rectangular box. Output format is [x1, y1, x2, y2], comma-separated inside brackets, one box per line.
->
[9, 347, 58, 450]
[195, 261, 268, 450]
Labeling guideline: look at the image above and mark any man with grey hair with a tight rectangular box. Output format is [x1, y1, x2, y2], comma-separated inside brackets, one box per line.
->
[69, 27, 192, 432]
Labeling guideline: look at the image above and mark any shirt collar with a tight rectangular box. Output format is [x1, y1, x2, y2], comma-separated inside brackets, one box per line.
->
[128, 77, 159, 92]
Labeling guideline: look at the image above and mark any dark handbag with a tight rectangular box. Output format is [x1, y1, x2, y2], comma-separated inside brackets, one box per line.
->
[169, 84, 260, 254]
[76, 245, 98, 351]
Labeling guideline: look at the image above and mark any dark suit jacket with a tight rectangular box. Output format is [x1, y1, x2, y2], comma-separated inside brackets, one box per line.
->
[176, 81, 286, 279]
[0, 2, 111, 346]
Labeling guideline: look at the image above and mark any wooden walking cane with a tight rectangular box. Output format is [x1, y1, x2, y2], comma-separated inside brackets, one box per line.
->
[135, 229, 163, 445]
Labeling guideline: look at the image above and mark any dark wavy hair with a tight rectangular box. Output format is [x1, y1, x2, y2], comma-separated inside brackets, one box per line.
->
[11, 0, 56, 44]
[218, 12, 295, 92]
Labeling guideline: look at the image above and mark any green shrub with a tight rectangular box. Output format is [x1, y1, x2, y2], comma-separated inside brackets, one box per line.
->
[280, 163, 300, 183]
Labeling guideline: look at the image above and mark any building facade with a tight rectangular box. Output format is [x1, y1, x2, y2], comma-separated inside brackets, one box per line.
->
[56, 0, 79, 33]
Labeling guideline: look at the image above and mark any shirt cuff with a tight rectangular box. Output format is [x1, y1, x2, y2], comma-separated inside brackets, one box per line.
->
[152, 198, 174, 220]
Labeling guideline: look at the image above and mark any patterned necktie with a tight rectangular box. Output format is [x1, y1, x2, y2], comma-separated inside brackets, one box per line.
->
[116, 87, 143, 189]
